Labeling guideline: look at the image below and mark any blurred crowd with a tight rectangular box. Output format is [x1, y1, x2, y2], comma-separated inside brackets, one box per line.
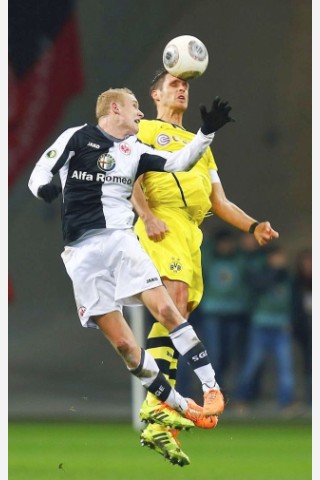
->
[175, 228, 312, 417]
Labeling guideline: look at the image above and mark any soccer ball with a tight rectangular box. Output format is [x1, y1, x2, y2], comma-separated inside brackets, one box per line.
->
[162, 35, 209, 80]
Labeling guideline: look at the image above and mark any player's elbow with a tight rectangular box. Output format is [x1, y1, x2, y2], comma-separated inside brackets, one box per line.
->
[28, 176, 39, 198]
[211, 196, 227, 215]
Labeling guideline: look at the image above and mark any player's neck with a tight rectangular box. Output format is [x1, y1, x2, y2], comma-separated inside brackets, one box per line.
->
[156, 107, 184, 127]
[98, 118, 134, 140]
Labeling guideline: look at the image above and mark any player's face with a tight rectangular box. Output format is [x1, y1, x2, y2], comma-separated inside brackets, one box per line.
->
[158, 74, 189, 111]
[119, 93, 144, 135]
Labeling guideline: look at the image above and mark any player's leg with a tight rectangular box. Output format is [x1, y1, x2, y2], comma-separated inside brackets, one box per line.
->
[138, 286, 225, 416]
[140, 234, 212, 456]
[93, 311, 201, 428]
[155, 226, 210, 401]
[141, 279, 188, 410]
[105, 228, 221, 415]
[136, 218, 223, 414]
[139, 280, 190, 462]
[135, 209, 192, 404]
[134, 210, 218, 462]
[94, 310, 218, 428]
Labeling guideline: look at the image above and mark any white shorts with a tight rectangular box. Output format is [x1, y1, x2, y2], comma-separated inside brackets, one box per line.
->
[61, 228, 163, 328]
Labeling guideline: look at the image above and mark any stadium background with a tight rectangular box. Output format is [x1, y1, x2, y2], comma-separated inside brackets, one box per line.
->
[8, 0, 311, 421]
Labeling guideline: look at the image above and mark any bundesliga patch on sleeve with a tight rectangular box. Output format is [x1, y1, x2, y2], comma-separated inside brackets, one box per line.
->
[46, 149, 57, 158]
[156, 134, 171, 146]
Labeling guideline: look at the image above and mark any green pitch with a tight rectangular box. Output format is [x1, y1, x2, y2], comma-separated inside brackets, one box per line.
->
[9, 421, 311, 480]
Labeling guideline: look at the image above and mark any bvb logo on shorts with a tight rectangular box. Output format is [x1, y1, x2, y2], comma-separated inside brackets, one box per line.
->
[169, 258, 182, 273]
[97, 153, 116, 172]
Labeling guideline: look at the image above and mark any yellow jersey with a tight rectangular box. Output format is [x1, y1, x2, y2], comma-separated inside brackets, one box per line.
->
[137, 119, 217, 225]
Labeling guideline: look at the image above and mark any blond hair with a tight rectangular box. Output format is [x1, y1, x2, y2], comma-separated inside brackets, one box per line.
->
[96, 88, 134, 120]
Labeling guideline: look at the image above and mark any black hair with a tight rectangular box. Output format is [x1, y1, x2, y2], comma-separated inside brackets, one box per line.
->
[150, 68, 167, 88]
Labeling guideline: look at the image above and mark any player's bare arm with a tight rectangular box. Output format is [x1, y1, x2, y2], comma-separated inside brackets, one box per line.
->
[210, 182, 279, 246]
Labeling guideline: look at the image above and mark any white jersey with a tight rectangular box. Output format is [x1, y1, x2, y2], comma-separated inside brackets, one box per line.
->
[28, 123, 214, 245]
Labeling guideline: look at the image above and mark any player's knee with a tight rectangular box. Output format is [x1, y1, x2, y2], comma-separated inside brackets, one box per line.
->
[115, 337, 134, 358]
[156, 301, 173, 318]
[156, 302, 181, 329]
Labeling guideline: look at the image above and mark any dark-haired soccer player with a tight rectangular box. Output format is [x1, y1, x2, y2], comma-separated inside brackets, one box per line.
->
[132, 70, 279, 465]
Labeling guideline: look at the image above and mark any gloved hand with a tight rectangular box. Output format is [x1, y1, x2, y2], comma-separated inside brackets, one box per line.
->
[200, 97, 234, 134]
[38, 183, 62, 203]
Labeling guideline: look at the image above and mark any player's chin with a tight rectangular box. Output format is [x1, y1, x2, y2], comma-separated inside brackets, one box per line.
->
[177, 101, 188, 111]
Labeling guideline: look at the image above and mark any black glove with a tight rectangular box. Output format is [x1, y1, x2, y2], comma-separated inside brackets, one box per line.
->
[38, 183, 62, 203]
[200, 96, 234, 135]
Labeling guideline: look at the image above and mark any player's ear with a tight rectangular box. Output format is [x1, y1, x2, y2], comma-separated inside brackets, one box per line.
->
[111, 102, 120, 114]
[151, 89, 160, 102]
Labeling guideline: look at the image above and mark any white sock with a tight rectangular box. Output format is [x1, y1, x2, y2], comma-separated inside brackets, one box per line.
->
[170, 322, 219, 390]
[166, 390, 188, 412]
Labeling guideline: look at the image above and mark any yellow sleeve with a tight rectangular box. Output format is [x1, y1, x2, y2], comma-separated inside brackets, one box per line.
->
[137, 119, 157, 146]
[205, 146, 218, 171]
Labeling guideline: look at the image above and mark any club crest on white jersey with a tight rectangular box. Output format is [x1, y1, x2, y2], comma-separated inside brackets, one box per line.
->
[119, 142, 131, 155]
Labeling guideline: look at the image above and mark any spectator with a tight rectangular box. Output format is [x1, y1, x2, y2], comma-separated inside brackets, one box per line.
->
[292, 248, 312, 405]
[239, 232, 267, 280]
[200, 228, 251, 389]
[234, 244, 297, 413]
[237, 232, 269, 400]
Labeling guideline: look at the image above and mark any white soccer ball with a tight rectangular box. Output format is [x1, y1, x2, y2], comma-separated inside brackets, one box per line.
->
[162, 35, 209, 80]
